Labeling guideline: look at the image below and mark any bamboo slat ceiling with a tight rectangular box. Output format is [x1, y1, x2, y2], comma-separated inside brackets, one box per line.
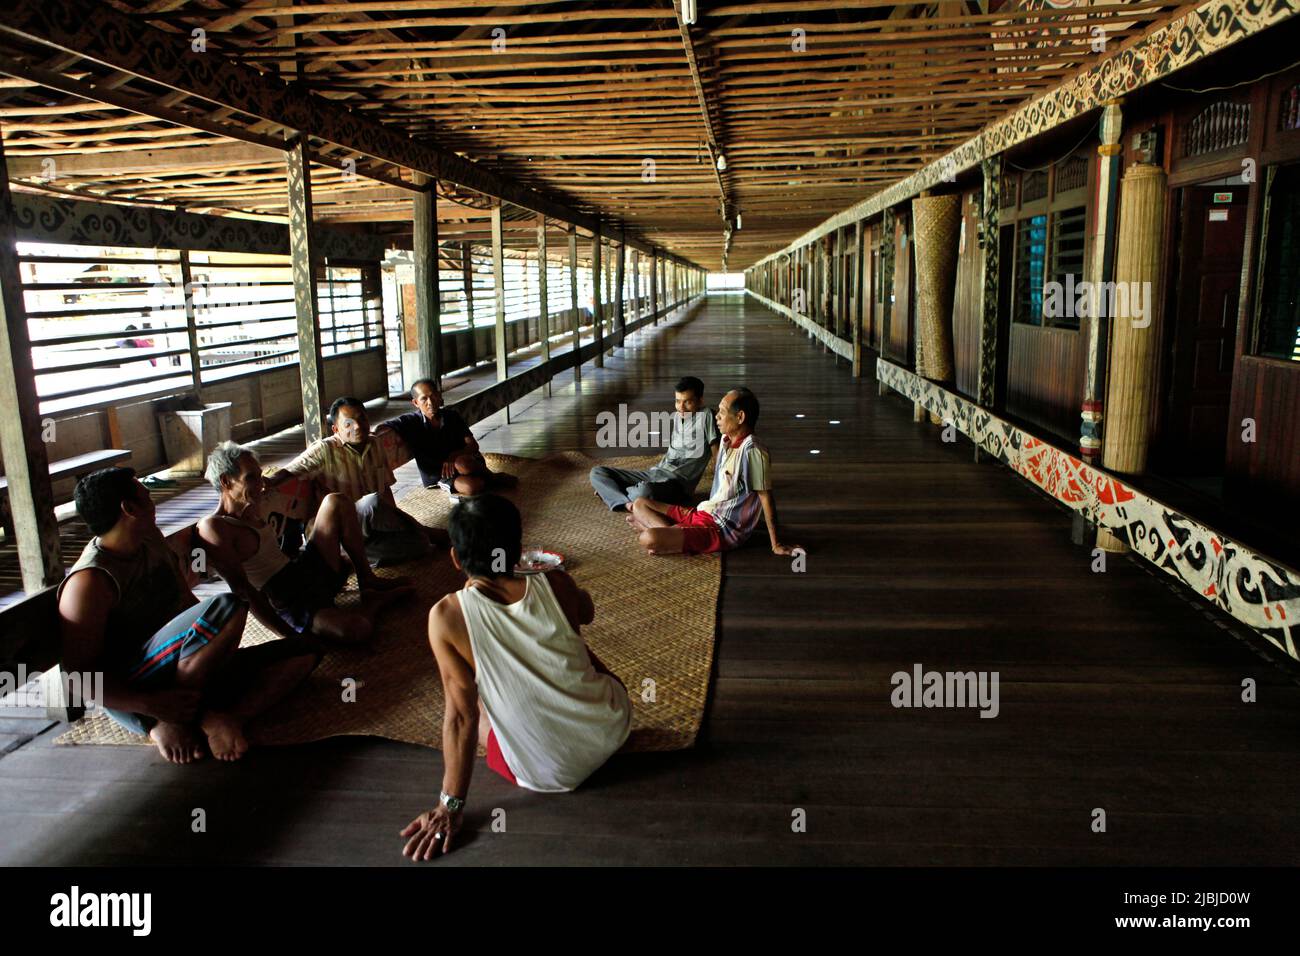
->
[0, 0, 1187, 270]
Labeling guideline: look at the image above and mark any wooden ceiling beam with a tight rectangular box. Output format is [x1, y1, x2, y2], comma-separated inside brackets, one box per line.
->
[0, 0, 698, 267]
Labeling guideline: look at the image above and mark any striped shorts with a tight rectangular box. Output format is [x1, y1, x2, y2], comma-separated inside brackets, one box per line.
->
[104, 593, 243, 736]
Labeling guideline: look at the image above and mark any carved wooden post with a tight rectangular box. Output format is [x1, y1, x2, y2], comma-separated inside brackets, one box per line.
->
[1082, 100, 1124, 465]
[285, 135, 326, 442]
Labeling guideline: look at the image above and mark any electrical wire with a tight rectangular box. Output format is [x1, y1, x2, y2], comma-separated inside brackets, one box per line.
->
[1005, 117, 1101, 173]
[1160, 55, 1300, 93]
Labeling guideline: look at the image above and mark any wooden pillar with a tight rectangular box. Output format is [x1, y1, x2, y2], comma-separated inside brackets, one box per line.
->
[1082, 100, 1124, 465]
[977, 157, 1002, 410]
[491, 200, 507, 382]
[1099, 162, 1168, 553]
[614, 238, 626, 348]
[0, 134, 62, 591]
[591, 229, 604, 367]
[879, 207, 897, 395]
[460, 240, 476, 369]
[536, 214, 551, 398]
[568, 224, 580, 382]
[650, 251, 660, 324]
[413, 172, 442, 387]
[179, 249, 202, 395]
[631, 249, 640, 324]
[285, 136, 326, 443]
[852, 220, 864, 378]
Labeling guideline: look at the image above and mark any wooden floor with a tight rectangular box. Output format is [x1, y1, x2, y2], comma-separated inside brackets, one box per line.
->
[2, 294, 1297, 866]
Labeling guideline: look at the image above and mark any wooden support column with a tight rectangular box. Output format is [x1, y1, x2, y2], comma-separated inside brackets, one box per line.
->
[285, 136, 326, 443]
[460, 241, 476, 369]
[879, 207, 897, 396]
[412, 172, 442, 387]
[852, 220, 864, 378]
[0, 134, 62, 591]
[536, 214, 551, 398]
[1099, 162, 1168, 553]
[614, 237, 626, 348]
[568, 225, 580, 382]
[591, 229, 604, 367]
[1081, 100, 1124, 465]
[179, 249, 202, 395]
[631, 249, 640, 324]
[491, 200, 507, 383]
[650, 251, 660, 324]
[971, 157, 1003, 461]
[977, 156, 1002, 410]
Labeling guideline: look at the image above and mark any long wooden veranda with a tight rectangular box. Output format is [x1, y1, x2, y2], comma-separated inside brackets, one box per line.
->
[1, 295, 1296, 867]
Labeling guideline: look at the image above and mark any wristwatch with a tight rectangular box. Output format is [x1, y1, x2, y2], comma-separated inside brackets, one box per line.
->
[440, 791, 465, 813]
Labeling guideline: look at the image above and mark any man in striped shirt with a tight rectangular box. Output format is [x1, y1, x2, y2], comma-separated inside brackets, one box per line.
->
[628, 388, 801, 557]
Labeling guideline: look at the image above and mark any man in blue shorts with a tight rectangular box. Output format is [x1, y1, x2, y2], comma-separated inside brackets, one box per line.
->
[58, 468, 319, 764]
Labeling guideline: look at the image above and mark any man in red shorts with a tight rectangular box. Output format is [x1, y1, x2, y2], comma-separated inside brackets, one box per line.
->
[627, 387, 801, 557]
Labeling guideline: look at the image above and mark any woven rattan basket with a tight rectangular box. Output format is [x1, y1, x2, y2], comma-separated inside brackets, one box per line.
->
[911, 194, 961, 383]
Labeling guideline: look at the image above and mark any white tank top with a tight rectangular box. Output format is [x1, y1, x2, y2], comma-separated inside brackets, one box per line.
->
[214, 511, 289, 590]
[460, 574, 631, 792]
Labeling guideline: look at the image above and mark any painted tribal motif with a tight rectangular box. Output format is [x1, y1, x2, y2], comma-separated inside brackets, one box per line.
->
[11, 194, 390, 261]
[878, 359, 1300, 660]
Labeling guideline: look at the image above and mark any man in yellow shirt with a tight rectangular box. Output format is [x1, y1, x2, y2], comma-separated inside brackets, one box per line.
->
[271, 397, 438, 567]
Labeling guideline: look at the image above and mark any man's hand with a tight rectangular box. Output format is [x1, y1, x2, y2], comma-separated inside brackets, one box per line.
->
[140, 687, 201, 723]
[440, 459, 458, 480]
[772, 543, 803, 557]
[401, 805, 463, 860]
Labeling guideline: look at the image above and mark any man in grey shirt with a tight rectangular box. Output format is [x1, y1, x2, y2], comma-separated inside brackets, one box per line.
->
[590, 376, 720, 511]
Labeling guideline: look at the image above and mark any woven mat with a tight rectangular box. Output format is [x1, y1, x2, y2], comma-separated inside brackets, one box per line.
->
[56, 452, 720, 753]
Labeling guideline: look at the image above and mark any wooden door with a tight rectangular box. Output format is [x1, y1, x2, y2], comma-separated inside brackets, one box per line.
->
[1162, 184, 1250, 474]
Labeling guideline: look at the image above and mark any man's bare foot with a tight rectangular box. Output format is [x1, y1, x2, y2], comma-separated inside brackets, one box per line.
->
[200, 712, 249, 762]
[148, 722, 204, 764]
[362, 574, 416, 592]
[360, 586, 413, 620]
[625, 513, 648, 532]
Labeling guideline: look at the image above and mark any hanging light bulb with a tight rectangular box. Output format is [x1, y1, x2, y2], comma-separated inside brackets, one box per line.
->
[715, 152, 727, 171]
[735, 213, 742, 230]
[682, 0, 697, 25]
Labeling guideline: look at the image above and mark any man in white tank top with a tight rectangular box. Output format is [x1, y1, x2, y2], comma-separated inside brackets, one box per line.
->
[198, 442, 412, 645]
[402, 495, 631, 860]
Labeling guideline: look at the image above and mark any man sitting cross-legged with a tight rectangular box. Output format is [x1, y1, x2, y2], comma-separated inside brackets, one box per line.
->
[589, 375, 720, 512]
[57, 467, 320, 764]
[627, 387, 802, 558]
[269, 396, 440, 566]
[381, 378, 513, 497]
[401, 494, 631, 860]
[197, 441, 412, 646]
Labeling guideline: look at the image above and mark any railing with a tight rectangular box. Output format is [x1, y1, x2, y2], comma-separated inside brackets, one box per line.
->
[19, 243, 384, 413]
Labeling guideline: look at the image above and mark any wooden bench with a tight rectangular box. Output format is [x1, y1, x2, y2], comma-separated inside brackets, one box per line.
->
[0, 448, 132, 542]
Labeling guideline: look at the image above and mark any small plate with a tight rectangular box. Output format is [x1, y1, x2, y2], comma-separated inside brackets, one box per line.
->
[515, 548, 565, 574]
